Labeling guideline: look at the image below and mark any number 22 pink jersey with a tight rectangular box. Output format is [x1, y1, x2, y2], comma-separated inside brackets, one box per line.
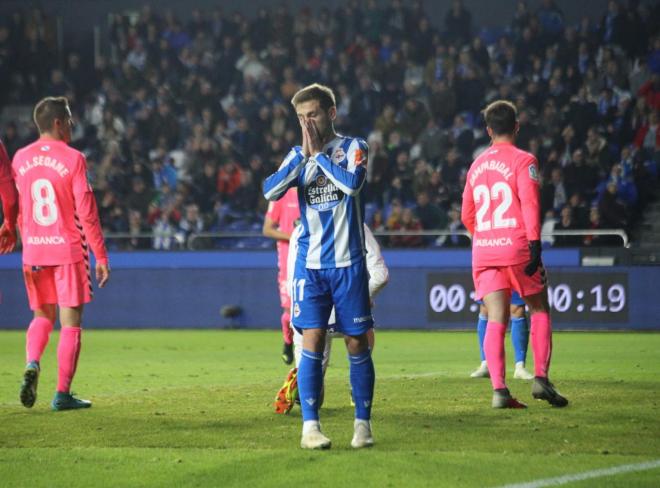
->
[12, 139, 108, 266]
[461, 141, 541, 268]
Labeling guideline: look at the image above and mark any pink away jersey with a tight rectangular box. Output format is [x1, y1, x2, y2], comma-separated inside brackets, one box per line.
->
[0, 140, 18, 229]
[461, 141, 541, 268]
[266, 187, 300, 264]
[12, 139, 108, 266]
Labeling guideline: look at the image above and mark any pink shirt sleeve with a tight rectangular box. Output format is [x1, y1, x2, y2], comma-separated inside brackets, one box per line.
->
[0, 141, 17, 230]
[266, 199, 281, 224]
[516, 155, 541, 241]
[72, 154, 108, 265]
[461, 178, 475, 236]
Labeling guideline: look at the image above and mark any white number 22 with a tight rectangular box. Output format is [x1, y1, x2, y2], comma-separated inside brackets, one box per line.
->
[473, 182, 517, 232]
[31, 178, 58, 226]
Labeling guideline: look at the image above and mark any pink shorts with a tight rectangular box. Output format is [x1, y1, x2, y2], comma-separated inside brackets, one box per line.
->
[473, 262, 546, 301]
[23, 261, 92, 310]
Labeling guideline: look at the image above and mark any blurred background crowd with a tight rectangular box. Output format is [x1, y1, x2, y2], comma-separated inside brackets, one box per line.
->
[1, 0, 659, 249]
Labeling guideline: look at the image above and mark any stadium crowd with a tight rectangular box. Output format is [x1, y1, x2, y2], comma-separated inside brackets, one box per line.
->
[1, 0, 659, 249]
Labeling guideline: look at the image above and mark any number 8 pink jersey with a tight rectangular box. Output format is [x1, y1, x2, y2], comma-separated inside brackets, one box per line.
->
[461, 141, 541, 267]
[12, 139, 108, 266]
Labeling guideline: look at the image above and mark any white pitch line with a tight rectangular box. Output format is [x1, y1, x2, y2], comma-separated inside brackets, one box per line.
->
[494, 459, 660, 488]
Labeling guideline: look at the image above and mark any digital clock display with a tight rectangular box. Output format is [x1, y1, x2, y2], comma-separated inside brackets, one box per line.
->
[427, 271, 629, 323]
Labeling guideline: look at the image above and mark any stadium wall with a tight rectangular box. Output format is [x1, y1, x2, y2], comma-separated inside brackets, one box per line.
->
[1, 250, 658, 330]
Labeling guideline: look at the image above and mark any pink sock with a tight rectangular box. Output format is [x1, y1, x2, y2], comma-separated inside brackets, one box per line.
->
[531, 312, 552, 378]
[484, 322, 507, 390]
[57, 326, 82, 393]
[26, 317, 54, 363]
[281, 311, 293, 345]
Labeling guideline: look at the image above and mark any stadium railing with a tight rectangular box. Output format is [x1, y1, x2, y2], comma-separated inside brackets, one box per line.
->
[101, 229, 629, 250]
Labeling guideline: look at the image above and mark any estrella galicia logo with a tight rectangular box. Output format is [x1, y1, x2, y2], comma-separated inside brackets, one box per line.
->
[305, 172, 343, 211]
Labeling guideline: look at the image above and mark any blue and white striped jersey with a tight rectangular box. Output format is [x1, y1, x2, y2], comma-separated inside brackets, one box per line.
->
[263, 135, 368, 269]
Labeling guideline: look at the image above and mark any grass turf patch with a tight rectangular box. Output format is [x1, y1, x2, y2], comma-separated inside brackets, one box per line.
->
[0, 330, 659, 487]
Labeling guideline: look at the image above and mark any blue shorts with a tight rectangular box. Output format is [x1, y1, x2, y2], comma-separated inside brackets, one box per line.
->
[477, 290, 525, 307]
[291, 258, 373, 336]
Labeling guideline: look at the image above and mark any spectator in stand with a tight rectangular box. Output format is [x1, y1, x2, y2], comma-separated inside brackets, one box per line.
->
[0, 1, 656, 249]
[414, 191, 447, 232]
[389, 207, 424, 248]
[553, 205, 584, 247]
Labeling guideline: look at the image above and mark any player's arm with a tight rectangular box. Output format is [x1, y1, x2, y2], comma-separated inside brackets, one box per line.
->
[262, 147, 306, 201]
[72, 154, 109, 287]
[460, 179, 475, 236]
[517, 155, 542, 276]
[517, 156, 541, 241]
[0, 142, 18, 253]
[262, 202, 290, 241]
[311, 139, 367, 196]
[364, 224, 389, 299]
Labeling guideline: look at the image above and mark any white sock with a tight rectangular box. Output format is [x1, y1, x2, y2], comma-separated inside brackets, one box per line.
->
[302, 420, 320, 435]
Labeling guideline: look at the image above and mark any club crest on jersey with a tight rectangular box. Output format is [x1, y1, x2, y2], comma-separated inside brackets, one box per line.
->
[528, 164, 539, 182]
[332, 147, 346, 164]
[293, 303, 301, 318]
[353, 148, 366, 166]
[305, 172, 343, 211]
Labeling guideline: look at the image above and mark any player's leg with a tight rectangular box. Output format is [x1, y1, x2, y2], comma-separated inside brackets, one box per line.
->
[280, 308, 294, 364]
[334, 259, 375, 448]
[522, 291, 568, 407]
[51, 305, 91, 410]
[513, 264, 568, 407]
[344, 331, 374, 448]
[292, 264, 332, 448]
[279, 274, 294, 364]
[274, 325, 302, 414]
[474, 266, 526, 408]
[482, 290, 510, 394]
[299, 328, 330, 448]
[51, 261, 93, 411]
[510, 296, 534, 380]
[20, 265, 57, 408]
[470, 303, 489, 378]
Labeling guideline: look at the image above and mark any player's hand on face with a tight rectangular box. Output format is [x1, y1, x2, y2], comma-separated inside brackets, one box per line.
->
[0, 223, 16, 254]
[96, 262, 110, 288]
[306, 120, 323, 154]
[300, 117, 311, 157]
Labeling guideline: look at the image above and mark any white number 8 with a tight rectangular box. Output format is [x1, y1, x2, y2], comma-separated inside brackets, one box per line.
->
[31, 178, 58, 226]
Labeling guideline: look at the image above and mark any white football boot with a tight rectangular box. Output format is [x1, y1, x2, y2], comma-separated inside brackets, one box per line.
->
[351, 419, 374, 449]
[300, 421, 331, 449]
[470, 360, 490, 378]
[513, 361, 534, 380]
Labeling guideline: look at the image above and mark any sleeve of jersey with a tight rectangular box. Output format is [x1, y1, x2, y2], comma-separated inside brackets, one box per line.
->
[517, 156, 541, 241]
[72, 155, 109, 265]
[0, 142, 17, 229]
[460, 180, 476, 236]
[312, 139, 367, 196]
[265, 200, 280, 222]
[262, 147, 305, 201]
[364, 225, 389, 299]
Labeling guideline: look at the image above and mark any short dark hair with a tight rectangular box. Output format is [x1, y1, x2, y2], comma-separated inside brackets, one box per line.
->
[291, 83, 336, 110]
[483, 100, 517, 136]
[33, 96, 70, 133]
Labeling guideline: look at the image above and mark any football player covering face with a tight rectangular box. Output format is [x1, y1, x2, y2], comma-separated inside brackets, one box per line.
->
[295, 99, 337, 157]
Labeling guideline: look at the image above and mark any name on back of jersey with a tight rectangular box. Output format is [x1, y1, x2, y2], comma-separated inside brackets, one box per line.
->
[469, 159, 513, 187]
[17, 155, 70, 178]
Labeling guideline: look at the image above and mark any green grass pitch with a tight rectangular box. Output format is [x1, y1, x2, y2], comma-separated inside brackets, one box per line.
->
[1, 330, 659, 487]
